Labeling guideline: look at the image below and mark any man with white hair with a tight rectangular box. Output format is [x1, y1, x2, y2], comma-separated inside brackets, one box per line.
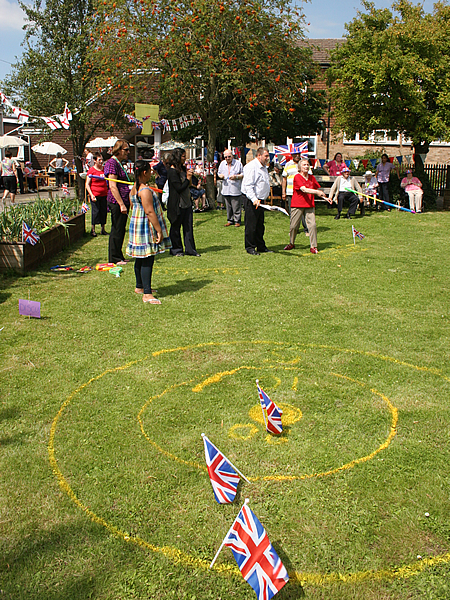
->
[217, 149, 244, 226]
[241, 147, 272, 255]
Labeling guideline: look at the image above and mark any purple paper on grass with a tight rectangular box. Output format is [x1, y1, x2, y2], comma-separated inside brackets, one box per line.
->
[19, 299, 41, 318]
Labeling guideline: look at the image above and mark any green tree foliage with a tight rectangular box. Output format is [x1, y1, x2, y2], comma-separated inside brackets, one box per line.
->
[2, 0, 130, 193]
[329, 0, 450, 170]
[92, 0, 324, 201]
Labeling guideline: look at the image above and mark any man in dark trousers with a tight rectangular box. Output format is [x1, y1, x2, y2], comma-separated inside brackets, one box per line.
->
[241, 147, 272, 255]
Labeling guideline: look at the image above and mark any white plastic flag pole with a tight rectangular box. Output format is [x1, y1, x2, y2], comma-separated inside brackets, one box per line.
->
[209, 498, 249, 569]
[201, 434, 251, 484]
[352, 225, 356, 246]
[256, 380, 268, 431]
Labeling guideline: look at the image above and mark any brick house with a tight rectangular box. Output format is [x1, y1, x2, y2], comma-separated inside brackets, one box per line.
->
[304, 39, 450, 165]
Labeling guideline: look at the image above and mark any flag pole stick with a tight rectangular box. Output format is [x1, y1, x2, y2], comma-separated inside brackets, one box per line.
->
[256, 380, 268, 432]
[88, 173, 163, 194]
[344, 187, 416, 213]
[209, 498, 249, 569]
[201, 434, 251, 484]
[352, 225, 356, 246]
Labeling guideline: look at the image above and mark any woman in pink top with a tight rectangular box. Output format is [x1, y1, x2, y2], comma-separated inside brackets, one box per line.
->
[376, 154, 398, 210]
[324, 153, 346, 176]
[401, 169, 423, 212]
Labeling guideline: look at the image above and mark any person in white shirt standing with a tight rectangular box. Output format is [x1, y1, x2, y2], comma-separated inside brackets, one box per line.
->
[217, 149, 244, 227]
[241, 147, 272, 255]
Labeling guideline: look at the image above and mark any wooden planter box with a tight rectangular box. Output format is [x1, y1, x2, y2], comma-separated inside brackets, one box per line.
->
[0, 213, 85, 274]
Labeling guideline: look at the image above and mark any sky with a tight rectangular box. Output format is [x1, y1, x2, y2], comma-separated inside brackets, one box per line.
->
[0, 0, 437, 82]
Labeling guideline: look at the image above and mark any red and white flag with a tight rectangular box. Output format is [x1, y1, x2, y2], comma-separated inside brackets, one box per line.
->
[0, 90, 13, 108]
[56, 103, 72, 129]
[12, 106, 30, 123]
[41, 116, 62, 130]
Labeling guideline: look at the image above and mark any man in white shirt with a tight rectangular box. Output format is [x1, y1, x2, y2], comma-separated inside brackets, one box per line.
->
[217, 149, 244, 226]
[242, 147, 272, 255]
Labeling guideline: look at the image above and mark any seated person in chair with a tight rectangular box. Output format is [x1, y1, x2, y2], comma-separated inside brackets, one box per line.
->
[191, 173, 206, 212]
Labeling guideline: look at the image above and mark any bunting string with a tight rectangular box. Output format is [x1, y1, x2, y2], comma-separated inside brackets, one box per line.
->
[0, 90, 72, 131]
[125, 112, 202, 134]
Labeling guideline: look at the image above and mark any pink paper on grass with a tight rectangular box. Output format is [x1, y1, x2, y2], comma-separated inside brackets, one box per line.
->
[19, 299, 41, 318]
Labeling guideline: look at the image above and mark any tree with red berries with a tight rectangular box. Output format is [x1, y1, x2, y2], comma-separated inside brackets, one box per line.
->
[92, 0, 323, 201]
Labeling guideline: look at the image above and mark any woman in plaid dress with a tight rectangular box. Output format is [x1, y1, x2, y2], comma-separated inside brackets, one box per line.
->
[127, 161, 171, 305]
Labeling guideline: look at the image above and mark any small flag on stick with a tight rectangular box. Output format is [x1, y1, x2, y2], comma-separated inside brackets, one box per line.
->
[81, 202, 89, 214]
[352, 225, 365, 245]
[210, 499, 289, 599]
[202, 434, 249, 504]
[22, 222, 40, 245]
[256, 380, 283, 435]
[60, 213, 70, 223]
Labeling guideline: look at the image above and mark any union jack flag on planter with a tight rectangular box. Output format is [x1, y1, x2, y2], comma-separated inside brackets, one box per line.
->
[211, 500, 289, 599]
[60, 213, 70, 223]
[256, 380, 283, 435]
[22, 222, 40, 245]
[81, 202, 89, 213]
[202, 434, 247, 504]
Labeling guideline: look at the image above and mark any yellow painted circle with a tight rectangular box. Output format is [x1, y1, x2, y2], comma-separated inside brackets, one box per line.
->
[48, 341, 450, 587]
[139, 366, 397, 482]
[229, 423, 259, 440]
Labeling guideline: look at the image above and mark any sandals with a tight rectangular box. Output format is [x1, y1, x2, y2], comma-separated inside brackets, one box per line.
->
[143, 297, 161, 304]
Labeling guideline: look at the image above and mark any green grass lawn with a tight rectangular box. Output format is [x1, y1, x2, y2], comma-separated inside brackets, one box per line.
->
[1, 205, 449, 599]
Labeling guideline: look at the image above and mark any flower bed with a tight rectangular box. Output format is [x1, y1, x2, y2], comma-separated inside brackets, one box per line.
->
[0, 197, 86, 273]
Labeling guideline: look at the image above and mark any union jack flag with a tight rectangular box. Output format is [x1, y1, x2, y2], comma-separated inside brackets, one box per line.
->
[61, 184, 70, 196]
[203, 435, 240, 504]
[352, 225, 365, 241]
[81, 202, 89, 213]
[224, 502, 289, 599]
[60, 213, 70, 223]
[274, 142, 309, 161]
[22, 222, 40, 245]
[256, 381, 283, 435]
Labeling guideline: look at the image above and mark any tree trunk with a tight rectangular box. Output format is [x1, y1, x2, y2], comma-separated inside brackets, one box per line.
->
[206, 118, 217, 209]
[413, 141, 429, 175]
[73, 136, 86, 200]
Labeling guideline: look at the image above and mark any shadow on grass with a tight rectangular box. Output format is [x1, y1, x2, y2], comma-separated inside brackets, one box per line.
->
[271, 540, 306, 598]
[1, 520, 99, 600]
[198, 245, 232, 253]
[0, 406, 21, 422]
[0, 432, 28, 446]
[158, 278, 213, 297]
[0, 290, 12, 304]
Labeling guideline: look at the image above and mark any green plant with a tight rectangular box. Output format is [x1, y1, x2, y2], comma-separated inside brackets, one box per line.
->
[0, 196, 83, 242]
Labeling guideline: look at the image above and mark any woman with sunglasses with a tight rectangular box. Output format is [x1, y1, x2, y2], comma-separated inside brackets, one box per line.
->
[104, 140, 132, 264]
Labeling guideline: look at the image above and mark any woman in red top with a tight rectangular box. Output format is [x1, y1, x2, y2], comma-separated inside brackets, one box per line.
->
[284, 159, 329, 254]
[86, 152, 108, 237]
